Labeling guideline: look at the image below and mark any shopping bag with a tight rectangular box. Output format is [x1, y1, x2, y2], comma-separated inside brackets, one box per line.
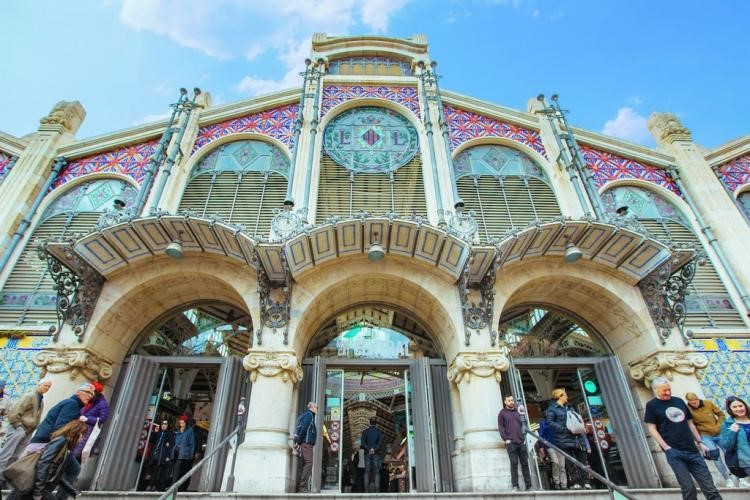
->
[2, 451, 42, 493]
[81, 419, 102, 463]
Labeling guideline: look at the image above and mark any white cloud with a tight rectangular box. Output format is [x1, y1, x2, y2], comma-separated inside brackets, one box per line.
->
[602, 107, 651, 144]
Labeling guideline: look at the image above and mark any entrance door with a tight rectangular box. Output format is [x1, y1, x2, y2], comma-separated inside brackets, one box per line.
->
[93, 355, 248, 491]
[302, 358, 446, 493]
[509, 357, 660, 489]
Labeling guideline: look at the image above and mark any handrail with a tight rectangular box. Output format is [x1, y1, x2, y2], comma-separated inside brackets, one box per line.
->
[157, 423, 242, 500]
[525, 429, 638, 500]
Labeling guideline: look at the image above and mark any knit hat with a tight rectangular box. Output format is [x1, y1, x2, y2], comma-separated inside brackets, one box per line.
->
[91, 381, 104, 393]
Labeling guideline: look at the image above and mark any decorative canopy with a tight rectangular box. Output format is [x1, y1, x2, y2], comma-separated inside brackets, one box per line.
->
[323, 106, 419, 173]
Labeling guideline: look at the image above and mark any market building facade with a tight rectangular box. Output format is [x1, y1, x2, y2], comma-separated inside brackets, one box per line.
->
[1, 34, 749, 493]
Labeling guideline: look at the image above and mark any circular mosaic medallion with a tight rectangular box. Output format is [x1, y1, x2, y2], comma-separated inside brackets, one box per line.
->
[323, 106, 419, 173]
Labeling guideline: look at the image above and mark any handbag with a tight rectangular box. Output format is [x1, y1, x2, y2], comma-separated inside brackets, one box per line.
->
[566, 409, 586, 435]
[2, 451, 42, 493]
[81, 419, 101, 463]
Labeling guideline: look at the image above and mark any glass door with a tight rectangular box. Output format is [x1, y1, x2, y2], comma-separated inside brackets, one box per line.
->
[322, 369, 344, 491]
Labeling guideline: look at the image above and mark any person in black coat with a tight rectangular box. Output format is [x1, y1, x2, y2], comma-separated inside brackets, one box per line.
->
[5, 420, 87, 500]
[545, 388, 591, 490]
[148, 419, 175, 491]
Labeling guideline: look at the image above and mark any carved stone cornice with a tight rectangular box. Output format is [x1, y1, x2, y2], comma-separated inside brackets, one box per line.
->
[243, 350, 303, 384]
[447, 351, 510, 385]
[33, 346, 113, 381]
[648, 112, 692, 145]
[629, 350, 708, 388]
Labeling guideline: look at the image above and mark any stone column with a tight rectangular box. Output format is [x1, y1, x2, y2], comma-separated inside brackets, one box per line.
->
[32, 345, 114, 413]
[234, 349, 302, 493]
[447, 350, 510, 492]
[648, 112, 750, 313]
[628, 349, 709, 487]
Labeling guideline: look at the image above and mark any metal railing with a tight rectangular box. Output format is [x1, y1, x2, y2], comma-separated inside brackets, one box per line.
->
[158, 398, 246, 500]
[526, 429, 638, 500]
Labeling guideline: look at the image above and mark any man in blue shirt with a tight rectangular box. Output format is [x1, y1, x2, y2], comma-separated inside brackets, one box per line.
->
[644, 377, 721, 500]
[360, 417, 384, 492]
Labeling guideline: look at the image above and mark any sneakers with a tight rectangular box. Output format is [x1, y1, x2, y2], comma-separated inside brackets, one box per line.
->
[584, 483, 592, 489]
[511, 486, 519, 492]
[572, 484, 582, 489]
[724, 478, 738, 488]
[739, 478, 750, 488]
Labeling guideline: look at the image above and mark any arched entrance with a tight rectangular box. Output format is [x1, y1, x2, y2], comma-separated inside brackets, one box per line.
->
[498, 304, 660, 489]
[93, 300, 253, 492]
[299, 303, 453, 493]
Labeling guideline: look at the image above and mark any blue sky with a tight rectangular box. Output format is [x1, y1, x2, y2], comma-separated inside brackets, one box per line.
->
[2, 0, 748, 148]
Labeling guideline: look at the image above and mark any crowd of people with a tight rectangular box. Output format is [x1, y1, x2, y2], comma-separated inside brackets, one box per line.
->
[499, 382, 750, 499]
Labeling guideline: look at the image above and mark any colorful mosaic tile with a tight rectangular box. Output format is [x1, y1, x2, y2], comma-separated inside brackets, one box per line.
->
[53, 140, 159, 189]
[192, 103, 299, 154]
[691, 338, 750, 404]
[321, 85, 420, 119]
[580, 146, 682, 197]
[0, 150, 17, 185]
[443, 105, 546, 157]
[0, 335, 52, 399]
[715, 153, 750, 193]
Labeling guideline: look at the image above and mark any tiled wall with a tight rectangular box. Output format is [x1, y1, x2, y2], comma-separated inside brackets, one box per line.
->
[691, 338, 750, 405]
[0, 335, 52, 398]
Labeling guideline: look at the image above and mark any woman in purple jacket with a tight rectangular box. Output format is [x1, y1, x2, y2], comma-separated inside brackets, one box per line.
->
[72, 380, 110, 460]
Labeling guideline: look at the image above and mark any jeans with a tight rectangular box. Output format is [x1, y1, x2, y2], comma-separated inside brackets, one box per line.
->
[665, 448, 722, 500]
[297, 443, 314, 492]
[700, 436, 731, 480]
[506, 441, 531, 488]
[548, 447, 567, 488]
[364, 453, 382, 492]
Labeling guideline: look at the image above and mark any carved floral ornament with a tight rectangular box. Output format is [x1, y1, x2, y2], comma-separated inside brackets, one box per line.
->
[243, 349, 303, 384]
[38, 101, 84, 133]
[647, 112, 692, 145]
[628, 350, 708, 389]
[447, 351, 510, 384]
[33, 346, 113, 381]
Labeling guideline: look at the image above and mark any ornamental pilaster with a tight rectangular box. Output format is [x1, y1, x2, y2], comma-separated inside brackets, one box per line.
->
[447, 351, 510, 384]
[628, 350, 708, 389]
[33, 346, 113, 381]
[242, 349, 302, 384]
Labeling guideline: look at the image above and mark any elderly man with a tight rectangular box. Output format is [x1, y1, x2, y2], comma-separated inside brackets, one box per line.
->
[0, 378, 51, 476]
[644, 377, 722, 500]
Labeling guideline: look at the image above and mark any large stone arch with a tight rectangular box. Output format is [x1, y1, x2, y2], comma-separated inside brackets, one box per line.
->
[290, 254, 463, 361]
[494, 257, 674, 364]
[78, 254, 260, 381]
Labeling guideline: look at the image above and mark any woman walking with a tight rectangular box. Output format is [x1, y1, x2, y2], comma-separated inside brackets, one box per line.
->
[719, 396, 750, 487]
[545, 388, 591, 490]
[4, 420, 87, 500]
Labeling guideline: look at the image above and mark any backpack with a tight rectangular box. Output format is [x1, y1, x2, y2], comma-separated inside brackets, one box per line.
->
[566, 409, 586, 435]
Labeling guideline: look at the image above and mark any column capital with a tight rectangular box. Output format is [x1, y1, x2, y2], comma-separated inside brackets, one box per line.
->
[647, 112, 692, 145]
[447, 350, 509, 384]
[33, 345, 113, 381]
[243, 349, 303, 384]
[38, 100, 86, 135]
[628, 350, 708, 389]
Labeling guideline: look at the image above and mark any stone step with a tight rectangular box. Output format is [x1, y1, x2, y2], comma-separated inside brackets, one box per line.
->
[46, 486, 748, 500]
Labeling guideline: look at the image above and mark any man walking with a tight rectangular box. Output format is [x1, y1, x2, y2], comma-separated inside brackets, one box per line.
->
[685, 392, 736, 487]
[360, 417, 384, 492]
[293, 401, 318, 493]
[0, 379, 51, 477]
[644, 377, 722, 500]
[498, 395, 532, 491]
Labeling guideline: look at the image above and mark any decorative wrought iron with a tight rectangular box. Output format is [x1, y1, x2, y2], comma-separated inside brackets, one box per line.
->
[256, 249, 292, 345]
[271, 207, 308, 241]
[445, 208, 478, 241]
[458, 250, 499, 346]
[37, 240, 104, 342]
[638, 250, 702, 344]
[95, 207, 138, 231]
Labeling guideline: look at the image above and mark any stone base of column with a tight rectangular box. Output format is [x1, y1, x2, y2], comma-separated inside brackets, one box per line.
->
[231, 429, 291, 493]
[452, 444, 509, 492]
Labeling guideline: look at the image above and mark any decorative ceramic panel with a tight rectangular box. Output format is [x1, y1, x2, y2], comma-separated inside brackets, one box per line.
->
[692, 338, 750, 406]
[0, 150, 17, 185]
[443, 105, 546, 157]
[715, 153, 750, 193]
[53, 141, 159, 189]
[579, 146, 682, 196]
[321, 85, 421, 119]
[192, 103, 299, 154]
[0, 335, 53, 398]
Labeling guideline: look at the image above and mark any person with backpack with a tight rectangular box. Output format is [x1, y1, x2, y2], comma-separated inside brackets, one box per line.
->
[719, 396, 750, 488]
[545, 388, 591, 490]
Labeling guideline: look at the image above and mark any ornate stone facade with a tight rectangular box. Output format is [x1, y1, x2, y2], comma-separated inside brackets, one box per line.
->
[33, 345, 113, 381]
[243, 349, 303, 383]
[647, 112, 693, 145]
[447, 351, 510, 384]
[38, 100, 86, 134]
[628, 350, 709, 388]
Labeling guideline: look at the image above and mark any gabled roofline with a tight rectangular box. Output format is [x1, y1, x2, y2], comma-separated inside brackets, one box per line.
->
[704, 134, 750, 167]
[0, 131, 28, 156]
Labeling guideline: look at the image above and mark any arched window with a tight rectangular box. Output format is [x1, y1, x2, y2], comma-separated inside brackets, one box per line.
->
[0, 178, 137, 326]
[179, 139, 289, 238]
[738, 190, 750, 220]
[602, 185, 745, 329]
[454, 144, 561, 243]
[328, 56, 412, 76]
[316, 106, 426, 222]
